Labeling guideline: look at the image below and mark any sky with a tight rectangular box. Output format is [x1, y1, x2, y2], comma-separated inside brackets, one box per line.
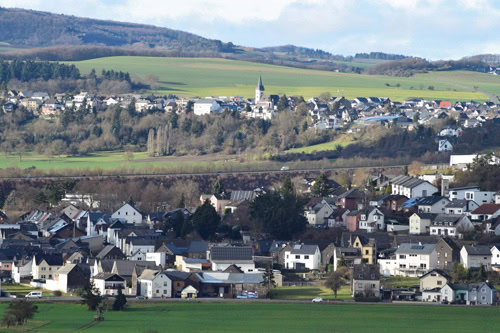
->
[0, 0, 499, 60]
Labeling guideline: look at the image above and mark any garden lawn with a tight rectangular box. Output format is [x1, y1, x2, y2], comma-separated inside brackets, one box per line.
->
[0, 302, 499, 332]
[68, 57, 493, 101]
[271, 285, 352, 300]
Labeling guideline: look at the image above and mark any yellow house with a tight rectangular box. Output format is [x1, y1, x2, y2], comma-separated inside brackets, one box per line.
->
[353, 236, 377, 265]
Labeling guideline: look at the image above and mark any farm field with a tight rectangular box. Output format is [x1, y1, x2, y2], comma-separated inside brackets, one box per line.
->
[0, 302, 499, 332]
[68, 57, 494, 101]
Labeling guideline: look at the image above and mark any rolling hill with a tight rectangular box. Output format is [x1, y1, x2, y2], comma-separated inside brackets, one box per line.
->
[69, 56, 495, 101]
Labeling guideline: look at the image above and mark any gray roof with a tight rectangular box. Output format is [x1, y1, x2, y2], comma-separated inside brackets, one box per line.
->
[445, 200, 469, 208]
[463, 245, 491, 256]
[230, 191, 257, 202]
[290, 244, 319, 255]
[391, 175, 434, 189]
[188, 240, 209, 254]
[395, 243, 436, 255]
[210, 246, 253, 261]
[432, 214, 465, 226]
[417, 196, 448, 206]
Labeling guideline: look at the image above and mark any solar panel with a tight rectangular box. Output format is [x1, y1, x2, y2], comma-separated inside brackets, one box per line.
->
[411, 245, 425, 250]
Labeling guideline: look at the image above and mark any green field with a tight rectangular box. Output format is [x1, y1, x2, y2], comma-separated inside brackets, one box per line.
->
[0, 302, 499, 332]
[287, 135, 356, 154]
[271, 285, 352, 300]
[68, 57, 496, 101]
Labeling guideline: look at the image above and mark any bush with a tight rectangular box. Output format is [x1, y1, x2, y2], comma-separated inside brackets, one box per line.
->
[54, 290, 62, 297]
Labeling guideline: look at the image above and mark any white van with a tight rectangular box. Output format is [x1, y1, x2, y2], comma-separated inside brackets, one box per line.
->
[25, 291, 42, 299]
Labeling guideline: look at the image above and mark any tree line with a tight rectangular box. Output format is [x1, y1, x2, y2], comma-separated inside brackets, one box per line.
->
[0, 60, 80, 85]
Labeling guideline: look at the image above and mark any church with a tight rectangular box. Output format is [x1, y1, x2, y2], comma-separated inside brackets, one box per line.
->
[249, 76, 279, 120]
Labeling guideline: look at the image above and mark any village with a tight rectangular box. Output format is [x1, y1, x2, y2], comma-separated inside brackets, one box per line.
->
[2, 76, 499, 156]
[0, 148, 496, 306]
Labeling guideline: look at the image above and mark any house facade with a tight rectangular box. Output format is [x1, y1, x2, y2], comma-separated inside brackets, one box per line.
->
[284, 245, 321, 270]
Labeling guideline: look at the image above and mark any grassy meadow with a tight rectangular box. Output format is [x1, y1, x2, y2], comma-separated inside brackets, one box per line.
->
[0, 302, 499, 332]
[270, 285, 352, 300]
[68, 57, 495, 101]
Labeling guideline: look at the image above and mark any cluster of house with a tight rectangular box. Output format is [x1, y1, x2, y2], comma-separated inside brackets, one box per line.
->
[3, 77, 499, 132]
[0, 202, 292, 299]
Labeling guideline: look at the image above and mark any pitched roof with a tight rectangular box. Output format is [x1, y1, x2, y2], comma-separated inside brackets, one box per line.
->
[417, 196, 448, 206]
[432, 214, 466, 226]
[395, 243, 436, 255]
[210, 246, 253, 261]
[187, 240, 209, 254]
[472, 204, 500, 215]
[420, 269, 452, 280]
[34, 254, 63, 266]
[289, 244, 318, 255]
[352, 264, 380, 281]
[463, 245, 491, 256]
[93, 272, 124, 281]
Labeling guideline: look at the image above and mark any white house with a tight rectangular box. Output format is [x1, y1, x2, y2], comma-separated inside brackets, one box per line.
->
[209, 246, 256, 273]
[429, 214, 474, 238]
[439, 126, 463, 137]
[391, 175, 438, 198]
[470, 204, 500, 222]
[138, 269, 172, 298]
[448, 186, 481, 201]
[438, 139, 453, 152]
[417, 196, 450, 214]
[305, 202, 336, 225]
[92, 273, 126, 296]
[284, 245, 321, 270]
[111, 203, 143, 224]
[193, 99, 222, 115]
[444, 200, 479, 215]
[491, 246, 500, 267]
[393, 243, 437, 277]
[358, 208, 385, 232]
[11, 259, 32, 283]
[409, 213, 436, 235]
[460, 245, 492, 269]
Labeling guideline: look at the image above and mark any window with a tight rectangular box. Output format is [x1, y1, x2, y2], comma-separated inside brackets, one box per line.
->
[304, 255, 309, 259]
[482, 289, 486, 293]
[482, 296, 486, 301]
[445, 253, 448, 258]
[163, 290, 167, 294]
[365, 250, 369, 255]
[164, 282, 168, 287]
[126, 212, 128, 215]
[41, 275, 46, 279]
[399, 264, 406, 268]
[437, 281, 442, 285]
[49, 275, 52, 279]
[156, 290, 159, 294]
[41, 267, 46, 271]
[399, 255, 406, 259]
[295, 255, 300, 259]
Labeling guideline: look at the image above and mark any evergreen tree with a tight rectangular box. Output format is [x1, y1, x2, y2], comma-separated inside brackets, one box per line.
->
[112, 287, 127, 311]
[311, 174, 331, 197]
[78, 282, 103, 311]
[212, 179, 224, 195]
[279, 177, 295, 198]
[191, 200, 221, 240]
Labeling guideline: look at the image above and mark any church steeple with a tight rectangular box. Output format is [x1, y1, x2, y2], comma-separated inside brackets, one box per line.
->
[256, 75, 265, 102]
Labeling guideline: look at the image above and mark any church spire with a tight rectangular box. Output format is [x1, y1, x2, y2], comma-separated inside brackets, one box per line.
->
[257, 75, 265, 91]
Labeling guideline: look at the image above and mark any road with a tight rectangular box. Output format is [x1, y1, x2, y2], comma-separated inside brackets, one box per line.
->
[0, 163, 416, 181]
[0, 296, 481, 307]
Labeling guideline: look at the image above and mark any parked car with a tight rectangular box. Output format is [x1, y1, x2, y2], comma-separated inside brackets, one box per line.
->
[280, 166, 290, 171]
[25, 291, 42, 299]
[135, 295, 146, 300]
[312, 297, 323, 303]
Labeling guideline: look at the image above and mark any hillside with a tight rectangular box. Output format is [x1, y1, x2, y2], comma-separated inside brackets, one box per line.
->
[0, 7, 368, 72]
[68, 56, 494, 101]
[0, 7, 229, 53]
